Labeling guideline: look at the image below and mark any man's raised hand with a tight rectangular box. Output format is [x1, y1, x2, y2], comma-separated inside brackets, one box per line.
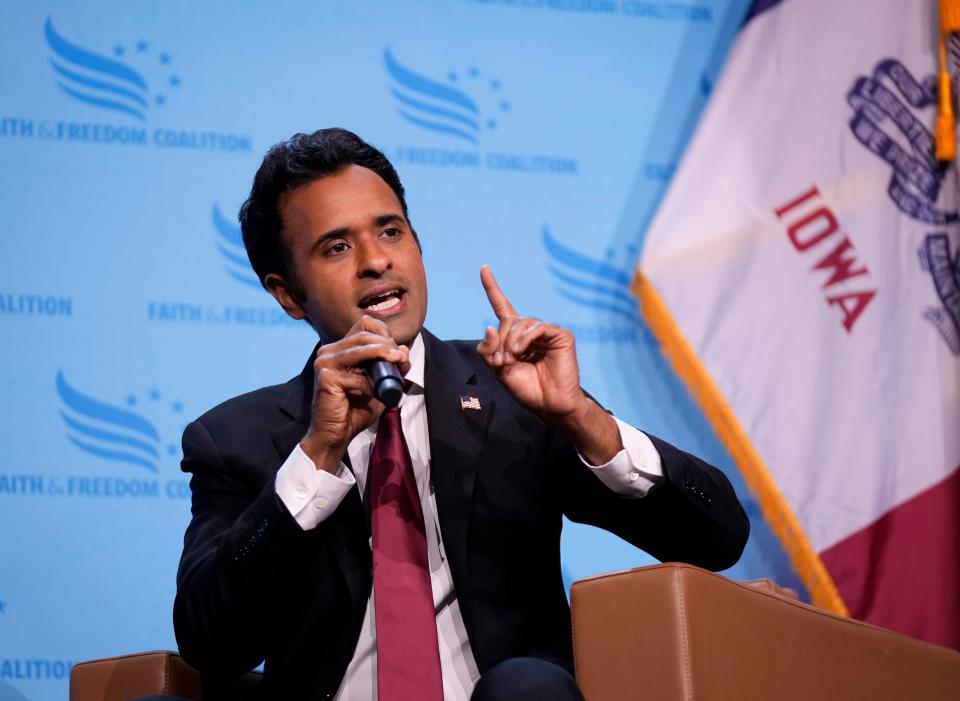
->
[475, 265, 584, 420]
[300, 316, 410, 472]
[475, 265, 623, 465]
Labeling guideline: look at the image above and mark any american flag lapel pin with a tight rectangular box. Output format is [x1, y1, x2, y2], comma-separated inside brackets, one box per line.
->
[460, 395, 482, 411]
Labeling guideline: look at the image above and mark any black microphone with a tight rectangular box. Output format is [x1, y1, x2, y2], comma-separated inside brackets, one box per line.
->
[367, 360, 404, 408]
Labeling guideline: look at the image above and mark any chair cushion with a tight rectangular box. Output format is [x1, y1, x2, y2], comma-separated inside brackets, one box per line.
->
[70, 650, 202, 701]
[571, 563, 960, 701]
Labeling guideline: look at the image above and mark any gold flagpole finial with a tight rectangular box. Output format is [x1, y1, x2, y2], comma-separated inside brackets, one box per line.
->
[936, 0, 960, 161]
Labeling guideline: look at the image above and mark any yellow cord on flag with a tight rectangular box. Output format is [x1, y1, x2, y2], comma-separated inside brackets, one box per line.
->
[936, 41, 956, 161]
[942, 0, 960, 29]
[936, 0, 960, 161]
[632, 272, 850, 616]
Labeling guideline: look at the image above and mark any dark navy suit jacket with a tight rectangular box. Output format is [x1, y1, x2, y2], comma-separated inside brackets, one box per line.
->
[173, 329, 749, 698]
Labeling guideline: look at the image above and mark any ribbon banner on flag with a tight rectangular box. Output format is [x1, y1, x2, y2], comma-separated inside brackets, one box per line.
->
[636, 0, 960, 649]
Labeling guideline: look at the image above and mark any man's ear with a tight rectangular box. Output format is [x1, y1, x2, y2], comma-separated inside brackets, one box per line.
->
[264, 272, 307, 320]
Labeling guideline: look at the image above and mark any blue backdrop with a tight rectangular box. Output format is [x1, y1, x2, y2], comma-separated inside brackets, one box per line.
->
[0, 2, 797, 699]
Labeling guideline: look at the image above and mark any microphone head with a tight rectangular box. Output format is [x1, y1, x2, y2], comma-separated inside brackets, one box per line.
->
[367, 360, 404, 408]
[374, 376, 404, 408]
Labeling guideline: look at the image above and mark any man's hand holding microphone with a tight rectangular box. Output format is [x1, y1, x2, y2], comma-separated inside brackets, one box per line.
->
[299, 315, 409, 473]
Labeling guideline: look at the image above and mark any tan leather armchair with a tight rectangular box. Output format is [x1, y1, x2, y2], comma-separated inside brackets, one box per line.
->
[70, 563, 960, 700]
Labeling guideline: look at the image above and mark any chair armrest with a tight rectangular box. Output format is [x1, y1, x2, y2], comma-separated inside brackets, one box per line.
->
[571, 562, 960, 701]
[70, 650, 202, 701]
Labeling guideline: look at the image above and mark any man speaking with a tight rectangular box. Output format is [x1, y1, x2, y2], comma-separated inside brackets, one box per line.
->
[173, 128, 749, 700]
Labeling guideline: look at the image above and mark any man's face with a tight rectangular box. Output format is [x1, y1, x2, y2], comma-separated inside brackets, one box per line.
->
[267, 165, 427, 346]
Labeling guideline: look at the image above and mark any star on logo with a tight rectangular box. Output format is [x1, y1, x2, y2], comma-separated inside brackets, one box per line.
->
[385, 48, 512, 147]
[45, 18, 183, 121]
[58, 371, 188, 473]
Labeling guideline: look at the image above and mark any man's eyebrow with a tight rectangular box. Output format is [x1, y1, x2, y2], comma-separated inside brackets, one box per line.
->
[374, 213, 405, 227]
[311, 226, 351, 250]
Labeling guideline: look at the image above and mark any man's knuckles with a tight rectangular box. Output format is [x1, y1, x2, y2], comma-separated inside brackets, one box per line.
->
[314, 366, 344, 389]
[325, 331, 391, 350]
[352, 314, 393, 337]
[314, 366, 368, 391]
[315, 338, 401, 367]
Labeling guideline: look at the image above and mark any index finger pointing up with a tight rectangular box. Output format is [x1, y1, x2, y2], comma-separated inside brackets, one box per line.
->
[480, 265, 517, 320]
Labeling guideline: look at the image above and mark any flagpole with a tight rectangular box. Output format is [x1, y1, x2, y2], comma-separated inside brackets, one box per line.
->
[632, 272, 849, 616]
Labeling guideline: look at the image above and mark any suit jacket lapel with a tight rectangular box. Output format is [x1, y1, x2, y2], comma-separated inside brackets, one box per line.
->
[270, 343, 316, 461]
[422, 330, 493, 606]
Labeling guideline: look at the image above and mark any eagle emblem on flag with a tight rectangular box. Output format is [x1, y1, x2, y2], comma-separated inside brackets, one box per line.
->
[848, 56, 960, 355]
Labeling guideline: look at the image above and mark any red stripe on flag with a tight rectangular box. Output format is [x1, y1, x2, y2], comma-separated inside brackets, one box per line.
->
[820, 467, 960, 650]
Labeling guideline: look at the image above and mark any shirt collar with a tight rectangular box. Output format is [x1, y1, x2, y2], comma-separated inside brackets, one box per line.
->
[404, 332, 425, 392]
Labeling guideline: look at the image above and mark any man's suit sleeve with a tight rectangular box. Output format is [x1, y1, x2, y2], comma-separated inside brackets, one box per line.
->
[173, 417, 316, 677]
[561, 430, 750, 571]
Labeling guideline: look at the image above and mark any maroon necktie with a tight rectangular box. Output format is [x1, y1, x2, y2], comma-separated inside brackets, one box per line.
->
[369, 406, 443, 700]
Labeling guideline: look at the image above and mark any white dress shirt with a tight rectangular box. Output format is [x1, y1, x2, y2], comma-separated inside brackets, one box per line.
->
[274, 334, 664, 700]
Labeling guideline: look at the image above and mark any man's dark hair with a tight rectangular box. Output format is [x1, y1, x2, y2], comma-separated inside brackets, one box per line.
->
[239, 128, 413, 295]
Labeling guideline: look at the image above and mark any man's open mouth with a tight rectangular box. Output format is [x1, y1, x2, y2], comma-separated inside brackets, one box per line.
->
[358, 288, 405, 313]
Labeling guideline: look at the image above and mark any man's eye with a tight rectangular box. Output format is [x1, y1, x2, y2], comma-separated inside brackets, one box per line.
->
[382, 227, 401, 238]
[324, 242, 349, 256]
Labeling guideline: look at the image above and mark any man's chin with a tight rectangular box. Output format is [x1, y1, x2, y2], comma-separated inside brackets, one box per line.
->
[386, 318, 422, 347]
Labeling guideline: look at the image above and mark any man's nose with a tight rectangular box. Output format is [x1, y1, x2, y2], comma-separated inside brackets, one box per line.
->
[356, 238, 391, 277]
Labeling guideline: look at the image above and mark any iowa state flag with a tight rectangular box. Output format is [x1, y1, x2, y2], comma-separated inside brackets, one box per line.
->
[637, 0, 960, 648]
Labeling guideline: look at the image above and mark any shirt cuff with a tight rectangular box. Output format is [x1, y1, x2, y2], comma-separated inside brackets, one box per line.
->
[274, 443, 356, 530]
[578, 417, 663, 497]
